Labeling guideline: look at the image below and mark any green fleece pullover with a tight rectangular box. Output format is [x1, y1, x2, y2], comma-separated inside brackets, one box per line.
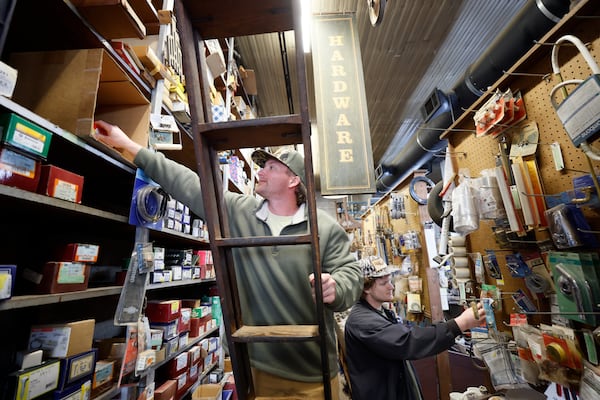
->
[135, 148, 362, 381]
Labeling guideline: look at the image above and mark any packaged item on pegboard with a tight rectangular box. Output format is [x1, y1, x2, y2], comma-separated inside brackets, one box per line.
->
[129, 169, 170, 230]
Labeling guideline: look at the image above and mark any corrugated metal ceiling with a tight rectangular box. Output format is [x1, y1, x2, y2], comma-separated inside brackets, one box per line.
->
[235, 0, 528, 168]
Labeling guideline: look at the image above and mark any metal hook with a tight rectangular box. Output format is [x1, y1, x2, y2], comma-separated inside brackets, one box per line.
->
[519, 191, 562, 198]
[516, 310, 600, 315]
[419, 126, 477, 134]
[577, 227, 600, 234]
[533, 40, 592, 47]
[433, 151, 467, 158]
[506, 238, 552, 244]
[501, 70, 552, 81]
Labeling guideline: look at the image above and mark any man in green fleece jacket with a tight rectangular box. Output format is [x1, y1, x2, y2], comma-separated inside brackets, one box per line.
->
[93, 120, 362, 399]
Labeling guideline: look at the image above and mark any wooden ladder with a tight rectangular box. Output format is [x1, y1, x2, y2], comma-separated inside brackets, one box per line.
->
[174, 1, 333, 399]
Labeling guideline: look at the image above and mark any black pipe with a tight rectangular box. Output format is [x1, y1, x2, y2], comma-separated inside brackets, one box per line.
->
[377, 91, 457, 191]
[453, 0, 570, 108]
[375, 0, 571, 193]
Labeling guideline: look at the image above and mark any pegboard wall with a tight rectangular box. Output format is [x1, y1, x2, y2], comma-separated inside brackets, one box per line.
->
[447, 2, 600, 329]
[362, 183, 434, 319]
[360, 1, 600, 331]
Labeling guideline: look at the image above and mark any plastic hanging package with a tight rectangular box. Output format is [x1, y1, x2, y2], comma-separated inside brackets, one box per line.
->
[451, 176, 479, 235]
[475, 168, 506, 219]
[545, 203, 583, 249]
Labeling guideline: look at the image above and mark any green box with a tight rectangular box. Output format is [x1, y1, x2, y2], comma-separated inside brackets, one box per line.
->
[0, 113, 52, 159]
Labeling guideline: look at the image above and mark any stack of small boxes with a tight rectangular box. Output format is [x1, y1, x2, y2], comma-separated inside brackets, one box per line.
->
[164, 199, 192, 235]
[147, 300, 189, 363]
[6, 319, 99, 400]
[188, 300, 214, 338]
[149, 298, 219, 400]
[195, 250, 215, 280]
[150, 247, 214, 285]
[20, 243, 99, 294]
[0, 112, 85, 203]
[0, 112, 52, 193]
[191, 218, 208, 240]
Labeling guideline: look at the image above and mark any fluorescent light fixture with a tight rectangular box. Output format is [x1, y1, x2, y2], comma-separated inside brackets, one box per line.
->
[301, 0, 311, 53]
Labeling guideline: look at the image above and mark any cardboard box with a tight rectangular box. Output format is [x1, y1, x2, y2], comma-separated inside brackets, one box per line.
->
[59, 243, 100, 263]
[6, 359, 60, 400]
[70, 0, 146, 39]
[23, 262, 90, 294]
[37, 165, 84, 203]
[0, 264, 16, 300]
[206, 53, 226, 78]
[154, 380, 177, 400]
[29, 319, 95, 358]
[178, 308, 191, 333]
[167, 352, 189, 378]
[92, 359, 115, 390]
[146, 300, 181, 323]
[188, 363, 199, 384]
[175, 370, 188, 396]
[0, 145, 41, 192]
[0, 60, 17, 98]
[57, 348, 97, 390]
[9, 49, 150, 149]
[240, 68, 257, 96]
[162, 335, 179, 358]
[192, 384, 222, 400]
[0, 113, 53, 159]
[53, 379, 92, 400]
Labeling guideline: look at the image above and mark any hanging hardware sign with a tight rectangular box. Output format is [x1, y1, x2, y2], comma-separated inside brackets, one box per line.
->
[312, 14, 376, 195]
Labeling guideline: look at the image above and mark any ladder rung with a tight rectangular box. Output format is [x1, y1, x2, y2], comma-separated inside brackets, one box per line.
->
[198, 114, 303, 150]
[231, 325, 320, 342]
[215, 234, 312, 248]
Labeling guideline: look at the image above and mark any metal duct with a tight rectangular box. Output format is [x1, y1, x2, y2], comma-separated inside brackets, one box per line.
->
[377, 90, 457, 192]
[375, 0, 571, 193]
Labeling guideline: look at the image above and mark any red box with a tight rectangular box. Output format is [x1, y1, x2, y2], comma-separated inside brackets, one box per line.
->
[175, 371, 188, 397]
[187, 363, 199, 385]
[146, 300, 181, 323]
[0, 145, 41, 192]
[178, 308, 191, 333]
[181, 299, 202, 309]
[37, 164, 84, 203]
[154, 379, 177, 400]
[188, 345, 201, 366]
[24, 262, 90, 294]
[189, 317, 203, 338]
[166, 352, 188, 377]
[59, 243, 100, 263]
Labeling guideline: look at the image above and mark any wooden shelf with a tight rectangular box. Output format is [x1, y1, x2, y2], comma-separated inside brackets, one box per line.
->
[0, 185, 129, 223]
[147, 277, 216, 290]
[198, 114, 303, 150]
[0, 286, 123, 310]
[180, 0, 294, 39]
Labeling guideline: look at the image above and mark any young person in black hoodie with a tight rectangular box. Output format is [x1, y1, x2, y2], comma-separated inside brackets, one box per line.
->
[345, 256, 486, 400]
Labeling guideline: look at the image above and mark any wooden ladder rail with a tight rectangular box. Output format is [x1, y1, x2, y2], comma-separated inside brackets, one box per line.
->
[174, 1, 332, 399]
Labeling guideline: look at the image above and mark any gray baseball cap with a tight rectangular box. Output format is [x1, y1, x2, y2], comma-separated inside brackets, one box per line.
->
[251, 148, 306, 185]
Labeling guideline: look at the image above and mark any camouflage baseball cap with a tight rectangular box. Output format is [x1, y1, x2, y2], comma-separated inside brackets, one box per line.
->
[251, 148, 305, 185]
[360, 256, 398, 278]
